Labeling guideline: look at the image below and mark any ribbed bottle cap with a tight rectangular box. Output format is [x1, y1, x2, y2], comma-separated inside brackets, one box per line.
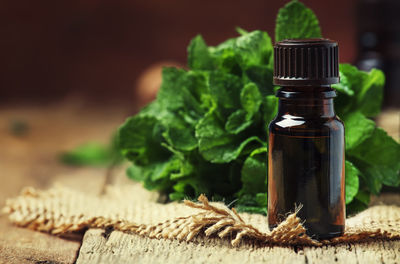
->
[273, 39, 339, 86]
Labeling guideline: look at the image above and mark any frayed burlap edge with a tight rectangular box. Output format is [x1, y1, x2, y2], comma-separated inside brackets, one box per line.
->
[3, 186, 400, 247]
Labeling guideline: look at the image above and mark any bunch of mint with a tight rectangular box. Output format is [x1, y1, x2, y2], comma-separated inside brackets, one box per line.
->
[118, 0, 400, 214]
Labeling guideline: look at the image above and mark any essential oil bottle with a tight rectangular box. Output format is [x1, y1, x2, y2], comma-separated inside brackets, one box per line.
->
[268, 39, 345, 240]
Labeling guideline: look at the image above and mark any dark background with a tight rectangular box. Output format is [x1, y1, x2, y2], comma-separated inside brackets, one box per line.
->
[0, 0, 359, 105]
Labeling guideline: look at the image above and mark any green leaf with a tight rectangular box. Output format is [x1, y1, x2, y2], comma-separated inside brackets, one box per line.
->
[337, 64, 366, 93]
[208, 71, 242, 118]
[332, 71, 354, 96]
[343, 111, 375, 150]
[255, 192, 268, 207]
[239, 148, 267, 195]
[235, 30, 273, 67]
[345, 160, 360, 204]
[118, 115, 169, 165]
[275, 0, 322, 42]
[208, 41, 241, 75]
[135, 101, 162, 117]
[196, 111, 263, 163]
[235, 27, 249, 36]
[60, 142, 112, 167]
[346, 198, 368, 216]
[355, 190, 371, 206]
[188, 35, 214, 70]
[225, 110, 253, 134]
[158, 68, 209, 117]
[235, 193, 268, 215]
[346, 190, 371, 215]
[333, 64, 385, 118]
[169, 158, 194, 180]
[244, 66, 274, 96]
[235, 204, 267, 215]
[358, 164, 383, 195]
[350, 128, 400, 179]
[334, 64, 365, 116]
[349, 127, 400, 191]
[157, 68, 187, 111]
[162, 115, 198, 152]
[126, 161, 174, 191]
[210, 38, 236, 54]
[198, 135, 263, 164]
[195, 111, 233, 163]
[172, 177, 209, 198]
[357, 69, 385, 117]
[262, 95, 279, 131]
[150, 158, 181, 181]
[126, 164, 148, 182]
[225, 82, 262, 134]
[240, 82, 262, 116]
[209, 30, 273, 77]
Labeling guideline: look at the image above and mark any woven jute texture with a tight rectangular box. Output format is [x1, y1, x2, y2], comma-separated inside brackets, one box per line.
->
[2, 184, 400, 246]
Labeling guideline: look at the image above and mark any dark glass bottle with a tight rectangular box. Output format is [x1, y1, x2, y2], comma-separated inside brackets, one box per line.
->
[268, 39, 345, 240]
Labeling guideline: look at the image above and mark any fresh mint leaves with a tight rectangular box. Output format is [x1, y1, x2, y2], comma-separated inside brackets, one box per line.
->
[275, 1, 322, 42]
[61, 143, 113, 166]
[118, 0, 400, 215]
[345, 161, 360, 204]
[343, 111, 375, 150]
[333, 64, 385, 118]
[61, 134, 123, 167]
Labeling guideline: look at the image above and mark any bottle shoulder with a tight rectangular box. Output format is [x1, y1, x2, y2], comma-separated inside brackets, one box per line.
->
[269, 115, 344, 136]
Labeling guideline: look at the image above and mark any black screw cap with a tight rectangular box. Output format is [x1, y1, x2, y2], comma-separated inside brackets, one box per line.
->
[273, 39, 339, 86]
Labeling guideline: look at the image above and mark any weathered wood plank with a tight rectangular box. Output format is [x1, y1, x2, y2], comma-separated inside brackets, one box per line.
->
[0, 216, 80, 264]
[303, 244, 358, 264]
[77, 229, 400, 264]
[76, 229, 305, 264]
[0, 103, 129, 264]
[353, 241, 400, 264]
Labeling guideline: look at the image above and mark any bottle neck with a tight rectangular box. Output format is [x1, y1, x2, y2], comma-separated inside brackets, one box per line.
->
[276, 86, 336, 118]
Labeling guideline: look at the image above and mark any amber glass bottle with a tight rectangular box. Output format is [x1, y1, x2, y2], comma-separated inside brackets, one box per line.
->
[268, 39, 345, 240]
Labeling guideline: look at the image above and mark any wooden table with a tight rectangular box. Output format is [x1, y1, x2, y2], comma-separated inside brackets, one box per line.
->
[0, 102, 399, 264]
[0, 101, 129, 263]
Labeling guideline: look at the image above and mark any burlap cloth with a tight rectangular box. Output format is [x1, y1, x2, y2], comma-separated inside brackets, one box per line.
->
[2, 183, 400, 247]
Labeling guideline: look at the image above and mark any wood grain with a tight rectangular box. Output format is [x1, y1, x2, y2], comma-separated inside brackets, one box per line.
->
[0, 217, 80, 264]
[76, 229, 400, 264]
[0, 102, 129, 264]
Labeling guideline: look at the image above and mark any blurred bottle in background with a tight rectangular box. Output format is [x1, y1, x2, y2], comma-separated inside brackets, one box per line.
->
[356, 0, 400, 108]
